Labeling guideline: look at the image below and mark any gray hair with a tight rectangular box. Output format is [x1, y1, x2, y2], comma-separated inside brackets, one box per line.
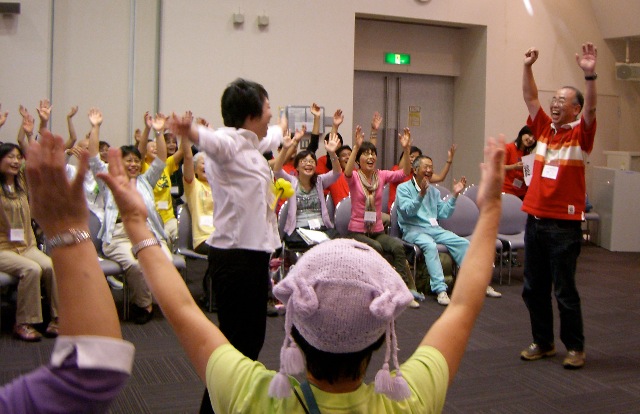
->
[193, 151, 206, 170]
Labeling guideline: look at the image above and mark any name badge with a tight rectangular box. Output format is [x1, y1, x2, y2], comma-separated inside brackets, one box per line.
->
[429, 218, 438, 227]
[157, 200, 170, 210]
[541, 164, 559, 180]
[512, 178, 523, 189]
[199, 215, 214, 228]
[364, 211, 377, 223]
[308, 219, 322, 230]
[170, 186, 179, 196]
[10, 228, 25, 242]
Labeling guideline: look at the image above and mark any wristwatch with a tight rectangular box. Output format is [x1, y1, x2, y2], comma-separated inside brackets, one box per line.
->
[47, 229, 91, 250]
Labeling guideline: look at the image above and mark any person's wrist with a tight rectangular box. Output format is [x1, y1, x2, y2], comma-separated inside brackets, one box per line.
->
[446, 160, 452, 164]
[584, 72, 597, 81]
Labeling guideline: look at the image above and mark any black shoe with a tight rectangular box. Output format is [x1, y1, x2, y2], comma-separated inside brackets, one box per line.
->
[131, 305, 154, 325]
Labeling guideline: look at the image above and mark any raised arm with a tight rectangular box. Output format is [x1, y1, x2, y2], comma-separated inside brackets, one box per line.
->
[152, 113, 168, 162]
[26, 130, 121, 338]
[369, 111, 382, 147]
[182, 136, 195, 184]
[421, 135, 505, 384]
[36, 98, 52, 133]
[344, 125, 364, 178]
[272, 126, 304, 173]
[306, 103, 322, 155]
[330, 109, 343, 136]
[65, 105, 79, 150]
[137, 111, 153, 160]
[97, 148, 228, 381]
[577, 42, 597, 127]
[168, 112, 201, 146]
[431, 144, 457, 183]
[325, 132, 342, 174]
[170, 111, 190, 165]
[0, 104, 7, 130]
[522, 47, 542, 120]
[399, 127, 412, 176]
[16, 106, 35, 155]
[87, 108, 103, 158]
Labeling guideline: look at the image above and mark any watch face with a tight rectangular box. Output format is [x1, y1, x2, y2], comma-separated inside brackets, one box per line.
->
[61, 233, 75, 244]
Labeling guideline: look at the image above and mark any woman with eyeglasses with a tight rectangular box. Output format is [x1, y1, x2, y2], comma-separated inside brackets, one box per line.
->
[272, 130, 342, 249]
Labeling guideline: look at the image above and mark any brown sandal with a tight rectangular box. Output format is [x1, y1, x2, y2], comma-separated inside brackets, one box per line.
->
[45, 319, 59, 338]
[14, 324, 42, 342]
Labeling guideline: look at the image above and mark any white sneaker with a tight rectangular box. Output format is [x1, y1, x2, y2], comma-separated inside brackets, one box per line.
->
[486, 286, 502, 298]
[106, 275, 124, 290]
[437, 291, 450, 306]
[408, 299, 420, 309]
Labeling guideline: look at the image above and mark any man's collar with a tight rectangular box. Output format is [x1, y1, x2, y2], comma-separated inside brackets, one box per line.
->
[551, 118, 580, 133]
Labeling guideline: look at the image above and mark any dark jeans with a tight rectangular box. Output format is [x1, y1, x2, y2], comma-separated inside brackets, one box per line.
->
[199, 247, 271, 414]
[522, 215, 584, 351]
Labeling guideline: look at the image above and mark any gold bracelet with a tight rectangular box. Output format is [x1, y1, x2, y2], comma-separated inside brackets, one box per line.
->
[131, 237, 161, 259]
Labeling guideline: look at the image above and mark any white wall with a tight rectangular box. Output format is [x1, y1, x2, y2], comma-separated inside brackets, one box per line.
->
[2, 0, 638, 184]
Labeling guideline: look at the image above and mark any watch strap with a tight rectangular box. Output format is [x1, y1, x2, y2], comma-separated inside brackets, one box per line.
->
[131, 237, 161, 259]
[47, 229, 91, 250]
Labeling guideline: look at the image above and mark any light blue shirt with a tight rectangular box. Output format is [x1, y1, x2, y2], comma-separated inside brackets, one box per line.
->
[89, 156, 166, 244]
[396, 178, 457, 234]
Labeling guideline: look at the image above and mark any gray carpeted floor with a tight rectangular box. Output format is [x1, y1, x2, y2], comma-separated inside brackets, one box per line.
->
[1, 244, 639, 413]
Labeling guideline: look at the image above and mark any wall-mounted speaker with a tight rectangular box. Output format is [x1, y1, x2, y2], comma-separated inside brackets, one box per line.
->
[615, 63, 640, 81]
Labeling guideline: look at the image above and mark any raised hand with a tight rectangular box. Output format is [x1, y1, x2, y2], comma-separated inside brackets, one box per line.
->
[96, 147, 148, 224]
[26, 130, 89, 236]
[523, 47, 539, 67]
[325, 131, 340, 153]
[448, 144, 457, 162]
[398, 127, 411, 149]
[310, 103, 321, 118]
[67, 105, 78, 119]
[576, 42, 597, 74]
[452, 176, 467, 196]
[0, 104, 7, 128]
[144, 111, 153, 129]
[36, 99, 52, 124]
[22, 113, 35, 136]
[168, 112, 193, 138]
[354, 125, 364, 148]
[88, 108, 103, 126]
[195, 117, 209, 128]
[371, 111, 382, 131]
[419, 176, 430, 196]
[133, 128, 142, 143]
[152, 113, 168, 132]
[476, 135, 506, 210]
[333, 109, 344, 128]
[292, 125, 306, 143]
[19, 105, 29, 119]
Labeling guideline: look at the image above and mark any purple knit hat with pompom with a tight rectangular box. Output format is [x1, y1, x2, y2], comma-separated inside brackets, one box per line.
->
[268, 239, 414, 401]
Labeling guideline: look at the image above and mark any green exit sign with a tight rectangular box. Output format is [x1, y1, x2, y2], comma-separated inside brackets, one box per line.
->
[384, 53, 411, 65]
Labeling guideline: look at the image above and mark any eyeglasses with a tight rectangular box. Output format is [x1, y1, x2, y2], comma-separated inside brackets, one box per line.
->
[299, 159, 316, 166]
[361, 150, 376, 157]
[550, 97, 577, 106]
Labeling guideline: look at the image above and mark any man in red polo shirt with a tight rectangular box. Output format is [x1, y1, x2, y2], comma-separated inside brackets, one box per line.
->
[519, 43, 597, 370]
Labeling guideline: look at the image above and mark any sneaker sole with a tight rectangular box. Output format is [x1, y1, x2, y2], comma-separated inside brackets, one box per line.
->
[520, 350, 556, 361]
[562, 361, 585, 370]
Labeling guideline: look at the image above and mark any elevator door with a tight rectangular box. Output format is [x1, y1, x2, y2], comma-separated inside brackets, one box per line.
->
[353, 71, 454, 182]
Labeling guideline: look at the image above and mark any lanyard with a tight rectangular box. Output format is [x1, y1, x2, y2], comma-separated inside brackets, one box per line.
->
[293, 381, 321, 414]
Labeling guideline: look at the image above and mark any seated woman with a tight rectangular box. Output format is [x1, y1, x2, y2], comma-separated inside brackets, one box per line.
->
[273, 128, 341, 249]
[87, 108, 172, 325]
[502, 125, 536, 199]
[95, 134, 506, 413]
[0, 116, 59, 342]
[0, 130, 134, 412]
[343, 125, 420, 306]
[183, 143, 214, 255]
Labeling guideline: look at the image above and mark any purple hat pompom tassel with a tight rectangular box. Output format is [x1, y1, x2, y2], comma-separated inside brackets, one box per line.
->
[374, 362, 394, 394]
[268, 371, 292, 398]
[390, 369, 411, 400]
[282, 342, 305, 375]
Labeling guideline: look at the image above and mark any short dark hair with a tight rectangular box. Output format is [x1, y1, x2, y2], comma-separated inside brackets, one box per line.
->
[221, 78, 269, 129]
[355, 142, 377, 166]
[514, 125, 535, 153]
[322, 132, 344, 170]
[120, 145, 142, 160]
[412, 154, 432, 170]
[99, 141, 110, 150]
[562, 86, 584, 111]
[291, 325, 385, 384]
[336, 145, 352, 158]
[397, 146, 422, 164]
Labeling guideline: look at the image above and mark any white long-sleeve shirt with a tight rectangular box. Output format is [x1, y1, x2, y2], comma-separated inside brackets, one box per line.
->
[199, 125, 282, 252]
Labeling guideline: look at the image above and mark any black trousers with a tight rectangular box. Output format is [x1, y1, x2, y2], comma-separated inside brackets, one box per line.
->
[199, 247, 271, 414]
